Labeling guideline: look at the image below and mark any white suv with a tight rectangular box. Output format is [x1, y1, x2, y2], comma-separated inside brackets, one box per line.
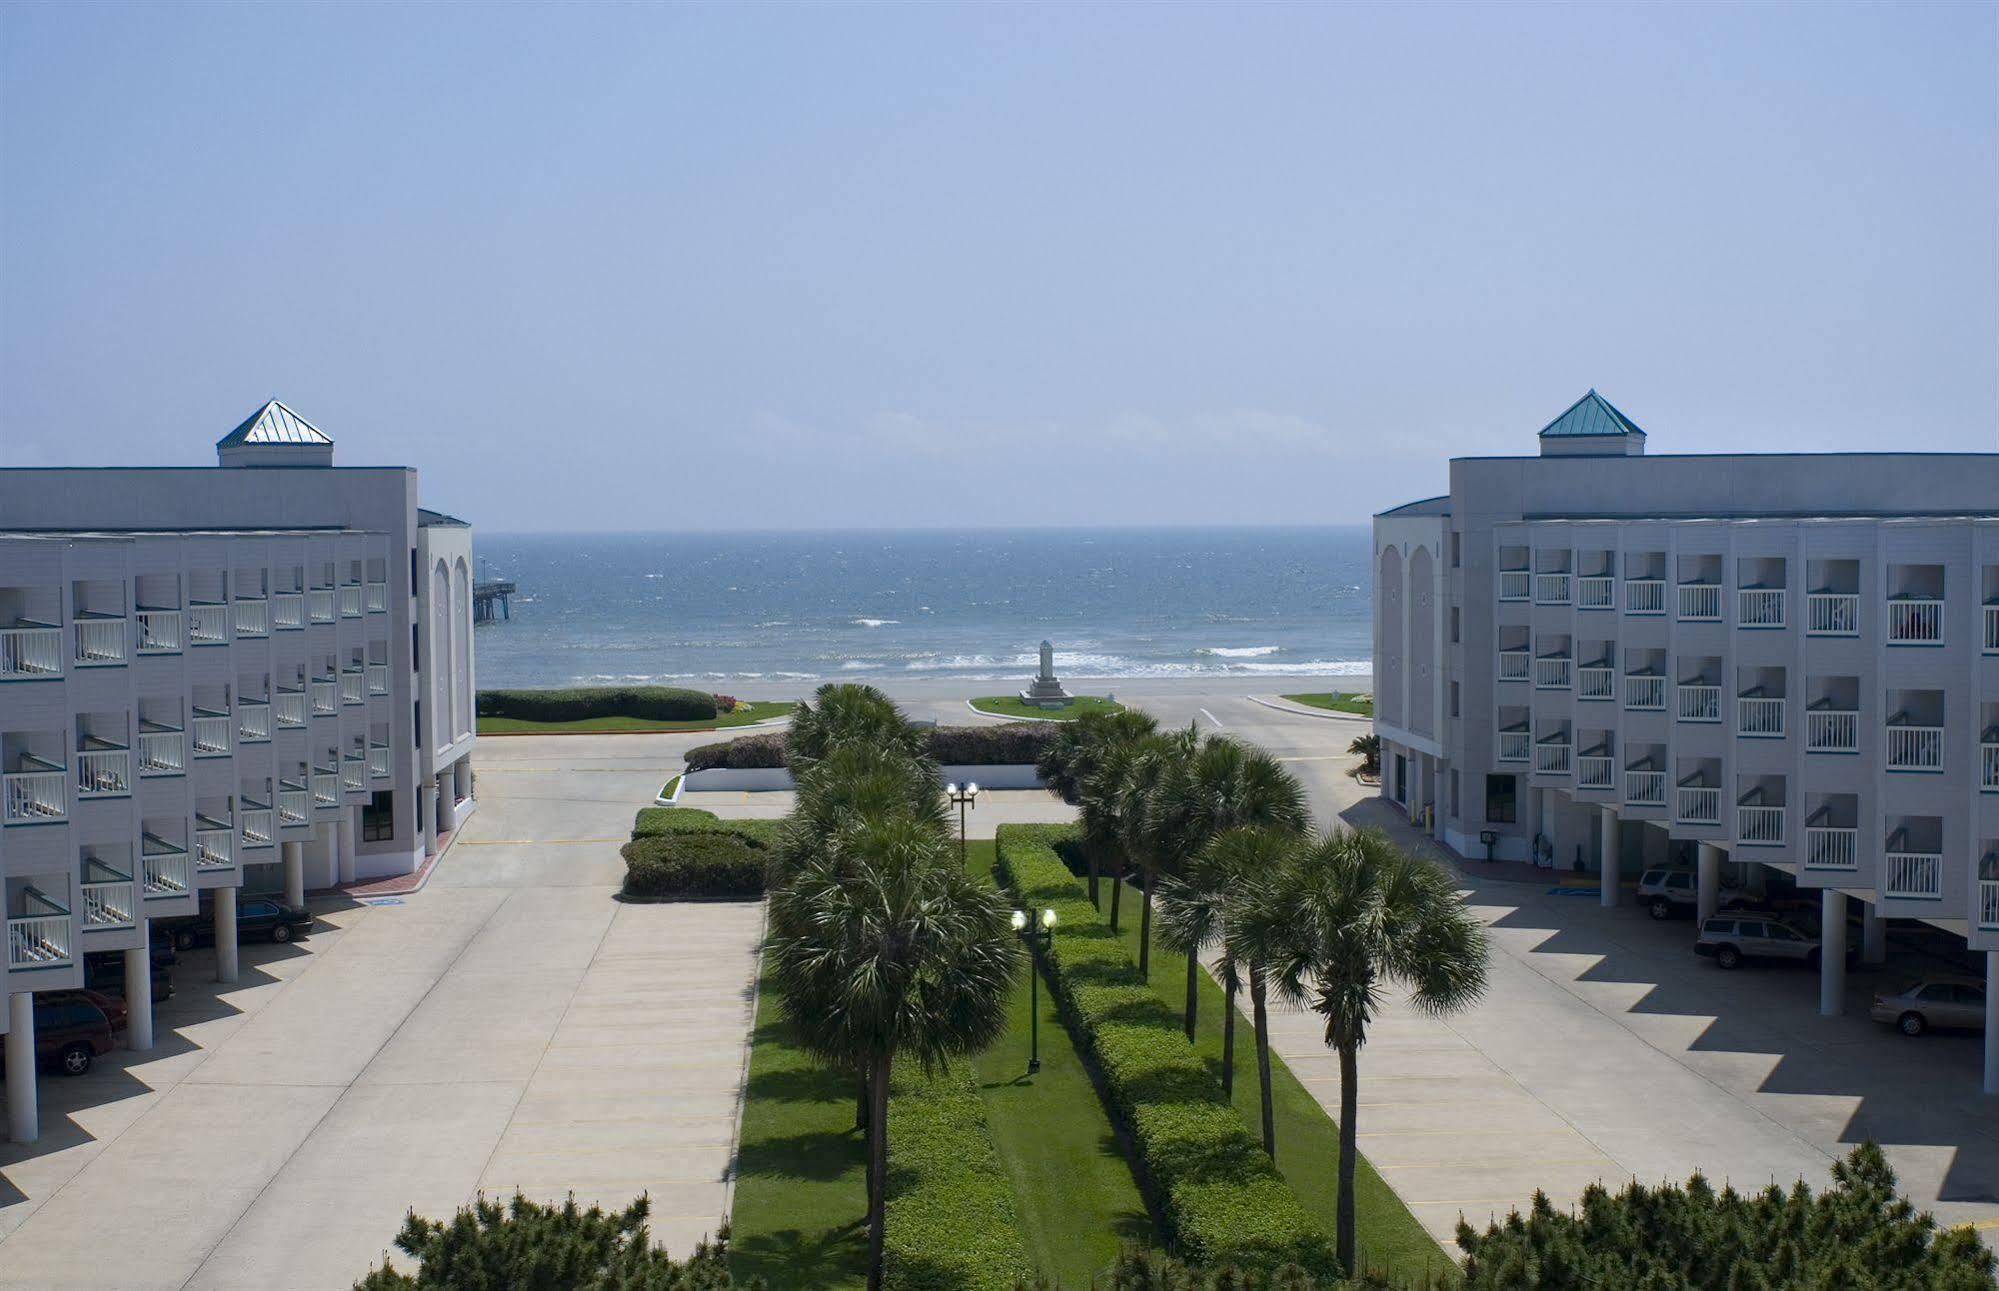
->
[1636, 867, 1744, 921]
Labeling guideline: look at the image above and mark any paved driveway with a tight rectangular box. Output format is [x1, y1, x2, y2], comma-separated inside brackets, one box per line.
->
[0, 733, 762, 1290]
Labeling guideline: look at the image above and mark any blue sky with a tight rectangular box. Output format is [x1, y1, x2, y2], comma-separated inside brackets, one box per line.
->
[2, 2, 1993, 530]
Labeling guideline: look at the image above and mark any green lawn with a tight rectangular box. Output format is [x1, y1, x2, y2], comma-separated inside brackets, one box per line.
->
[1280, 692, 1374, 717]
[659, 774, 682, 800]
[1104, 886, 1453, 1286]
[968, 695, 1125, 722]
[477, 700, 796, 735]
[962, 841, 1154, 1286]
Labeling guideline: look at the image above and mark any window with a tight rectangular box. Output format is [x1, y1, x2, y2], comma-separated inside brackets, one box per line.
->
[1704, 919, 1735, 936]
[1450, 606, 1460, 643]
[1484, 774, 1517, 824]
[410, 548, 419, 589]
[362, 790, 396, 842]
[411, 624, 420, 670]
[1450, 531, 1461, 568]
[1450, 681, 1460, 717]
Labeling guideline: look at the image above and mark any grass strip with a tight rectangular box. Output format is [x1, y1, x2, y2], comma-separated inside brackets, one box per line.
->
[478, 700, 795, 735]
[1280, 692, 1373, 716]
[967, 695, 1125, 722]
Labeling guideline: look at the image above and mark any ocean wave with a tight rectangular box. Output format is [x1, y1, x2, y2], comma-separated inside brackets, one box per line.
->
[852, 618, 899, 628]
[1196, 645, 1281, 658]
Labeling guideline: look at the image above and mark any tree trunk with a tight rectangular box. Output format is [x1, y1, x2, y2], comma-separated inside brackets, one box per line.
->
[1183, 951, 1199, 1041]
[1221, 976, 1237, 1098]
[1087, 847, 1100, 906]
[1336, 1040, 1359, 1278]
[866, 1053, 892, 1291]
[1108, 872, 1122, 932]
[1251, 966, 1275, 1160]
[856, 1071, 869, 1132]
[1138, 879, 1153, 976]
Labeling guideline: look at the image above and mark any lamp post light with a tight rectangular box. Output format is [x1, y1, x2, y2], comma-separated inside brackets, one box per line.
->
[1011, 906, 1058, 1074]
[946, 781, 980, 868]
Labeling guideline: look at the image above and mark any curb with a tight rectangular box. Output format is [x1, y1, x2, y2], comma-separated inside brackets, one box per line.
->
[1244, 694, 1374, 724]
[654, 776, 686, 806]
[477, 714, 793, 738]
[963, 699, 1122, 724]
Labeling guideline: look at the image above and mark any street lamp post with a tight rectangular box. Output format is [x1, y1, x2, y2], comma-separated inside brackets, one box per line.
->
[1011, 906, 1058, 1074]
[946, 781, 980, 868]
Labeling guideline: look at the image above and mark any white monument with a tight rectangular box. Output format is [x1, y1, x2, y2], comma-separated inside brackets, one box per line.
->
[1019, 640, 1073, 708]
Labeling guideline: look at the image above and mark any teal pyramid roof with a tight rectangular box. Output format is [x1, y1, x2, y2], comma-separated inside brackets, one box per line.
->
[216, 400, 332, 448]
[1537, 390, 1645, 439]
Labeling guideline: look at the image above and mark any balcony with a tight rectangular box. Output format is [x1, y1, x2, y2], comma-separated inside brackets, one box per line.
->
[1625, 579, 1665, 614]
[137, 723, 186, 776]
[1623, 674, 1665, 711]
[1806, 709, 1858, 753]
[142, 837, 192, 899]
[311, 769, 340, 808]
[234, 596, 269, 638]
[366, 581, 389, 613]
[339, 584, 364, 618]
[74, 614, 127, 666]
[1677, 784, 1721, 826]
[1577, 754, 1615, 791]
[241, 801, 275, 848]
[1887, 598, 1944, 645]
[1498, 570, 1530, 602]
[1677, 584, 1722, 623]
[1885, 725, 1943, 772]
[1884, 851, 1941, 899]
[135, 609, 182, 654]
[195, 815, 235, 870]
[341, 755, 366, 793]
[273, 591, 305, 630]
[1534, 573, 1571, 606]
[1986, 604, 1999, 654]
[1534, 740, 1572, 776]
[1737, 696, 1785, 738]
[311, 679, 338, 716]
[277, 782, 310, 827]
[367, 662, 389, 696]
[1577, 665, 1615, 701]
[191, 709, 232, 757]
[1496, 729, 1530, 763]
[80, 868, 136, 931]
[1577, 576, 1615, 610]
[275, 689, 307, 729]
[1737, 804, 1785, 847]
[308, 589, 335, 623]
[1804, 826, 1858, 870]
[188, 602, 229, 645]
[8, 890, 73, 970]
[0, 622, 63, 679]
[1737, 589, 1785, 629]
[4, 756, 67, 824]
[368, 741, 391, 778]
[1498, 650, 1529, 683]
[1984, 739, 1999, 791]
[1980, 878, 1999, 931]
[1807, 593, 1858, 636]
[238, 698, 272, 743]
[1625, 769, 1666, 806]
[76, 740, 130, 798]
[1533, 656, 1572, 690]
[341, 668, 366, 706]
[1677, 684, 1721, 723]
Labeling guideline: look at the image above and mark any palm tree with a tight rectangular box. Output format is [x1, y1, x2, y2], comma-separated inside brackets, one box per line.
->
[1076, 733, 1158, 932]
[1235, 826, 1489, 1275]
[1348, 733, 1380, 777]
[1147, 737, 1308, 1039]
[786, 681, 927, 773]
[769, 743, 948, 887]
[765, 810, 1018, 1291]
[1108, 729, 1191, 971]
[1037, 708, 1157, 903]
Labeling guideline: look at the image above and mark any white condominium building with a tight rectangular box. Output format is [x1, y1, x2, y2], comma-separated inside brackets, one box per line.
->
[1, 401, 476, 1141]
[1372, 391, 1999, 1091]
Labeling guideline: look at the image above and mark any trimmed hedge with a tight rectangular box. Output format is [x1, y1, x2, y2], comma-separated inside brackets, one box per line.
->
[882, 1057, 1034, 1291]
[620, 829, 767, 900]
[684, 733, 789, 773]
[683, 724, 1056, 774]
[631, 806, 781, 848]
[994, 824, 1338, 1276]
[478, 686, 717, 723]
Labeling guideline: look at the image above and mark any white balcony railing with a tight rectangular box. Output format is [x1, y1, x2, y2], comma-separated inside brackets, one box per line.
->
[143, 846, 191, 898]
[1885, 725, 1943, 772]
[1497, 730, 1530, 763]
[273, 591, 305, 630]
[1985, 604, 1999, 654]
[1980, 880, 1999, 931]
[341, 670, 365, 705]
[1577, 576, 1615, 610]
[1677, 583, 1722, 622]
[341, 757, 366, 792]
[1498, 570, 1531, 602]
[1534, 573, 1571, 606]
[1624, 674, 1665, 711]
[1807, 593, 1858, 636]
[1806, 710, 1859, 753]
[1884, 852, 1941, 898]
[339, 584, 364, 618]
[1534, 741, 1572, 776]
[1498, 650, 1530, 683]
[368, 742, 391, 778]
[366, 581, 388, 613]
[1804, 826, 1857, 870]
[76, 747, 130, 798]
[277, 785, 310, 826]
[188, 602, 229, 645]
[239, 700, 271, 743]
[309, 589, 336, 623]
[368, 662, 389, 695]
[1677, 785, 1721, 825]
[1625, 579, 1665, 614]
[241, 805, 275, 847]
[0, 624, 63, 679]
[4, 767, 66, 824]
[1737, 589, 1785, 629]
[138, 727, 185, 776]
[74, 616, 127, 665]
[234, 597, 269, 638]
[80, 879, 136, 929]
[192, 712, 232, 756]
[1737, 804, 1785, 846]
[1737, 696, 1785, 738]
[312, 679, 338, 715]
[1624, 769, 1666, 806]
[8, 908, 72, 970]
[1887, 598, 1944, 644]
[1577, 755, 1615, 791]
[275, 690, 306, 728]
[135, 609, 182, 653]
[1678, 684, 1721, 723]
[195, 825, 235, 870]
[1534, 656, 1572, 690]
[1577, 666, 1615, 701]
[311, 771, 339, 808]
[1984, 741, 1999, 791]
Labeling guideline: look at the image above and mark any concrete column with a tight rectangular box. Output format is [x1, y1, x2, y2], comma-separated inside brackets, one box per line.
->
[124, 917, 154, 1051]
[1861, 902, 1887, 967]
[1985, 952, 1998, 1097]
[435, 771, 458, 834]
[337, 812, 358, 885]
[453, 757, 471, 804]
[213, 886, 239, 984]
[1819, 889, 1847, 1017]
[419, 779, 437, 858]
[6, 993, 36, 1143]
[1600, 806, 1620, 907]
[1696, 843, 1723, 925]
[281, 840, 306, 909]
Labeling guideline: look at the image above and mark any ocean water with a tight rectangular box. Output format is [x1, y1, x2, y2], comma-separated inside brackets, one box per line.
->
[472, 527, 1372, 689]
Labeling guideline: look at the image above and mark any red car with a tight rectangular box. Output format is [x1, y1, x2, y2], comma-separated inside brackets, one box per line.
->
[0, 994, 124, 1076]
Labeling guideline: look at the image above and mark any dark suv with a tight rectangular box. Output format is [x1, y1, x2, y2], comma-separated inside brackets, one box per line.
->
[84, 934, 177, 1001]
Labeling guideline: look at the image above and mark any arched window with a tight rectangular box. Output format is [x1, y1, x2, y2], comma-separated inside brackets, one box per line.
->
[1407, 546, 1435, 738]
[433, 560, 452, 750]
[453, 558, 471, 739]
[1377, 546, 1403, 727]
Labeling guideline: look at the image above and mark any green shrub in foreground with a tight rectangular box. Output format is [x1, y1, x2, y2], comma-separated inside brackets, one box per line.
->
[478, 686, 717, 724]
[1047, 1245, 1392, 1290]
[631, 807, 782, 848]
[620, 832, 766, 900]
[994, 824, 1336, 1277]
[884, 1057, 1034, 1291]
[682, 725, 1057, 773]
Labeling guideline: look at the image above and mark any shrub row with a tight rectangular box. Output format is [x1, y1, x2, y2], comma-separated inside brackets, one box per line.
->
[994, 824, 1338, 1276]
[630, 806, 782, 848]
[477, 686, 717, 723]
[683, 724, 1057, 773]
[620, 832, 765, 900]
[882, 1057, 1034, 1291]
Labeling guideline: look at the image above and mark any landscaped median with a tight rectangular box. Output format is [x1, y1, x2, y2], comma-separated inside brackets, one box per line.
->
[1278, 692, 1373, 717]
[883, 1056, 1034, 1290]
[476, 685, 795, 734]
[967, 694, 1125, 722]
[620, 807, 778, 900]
